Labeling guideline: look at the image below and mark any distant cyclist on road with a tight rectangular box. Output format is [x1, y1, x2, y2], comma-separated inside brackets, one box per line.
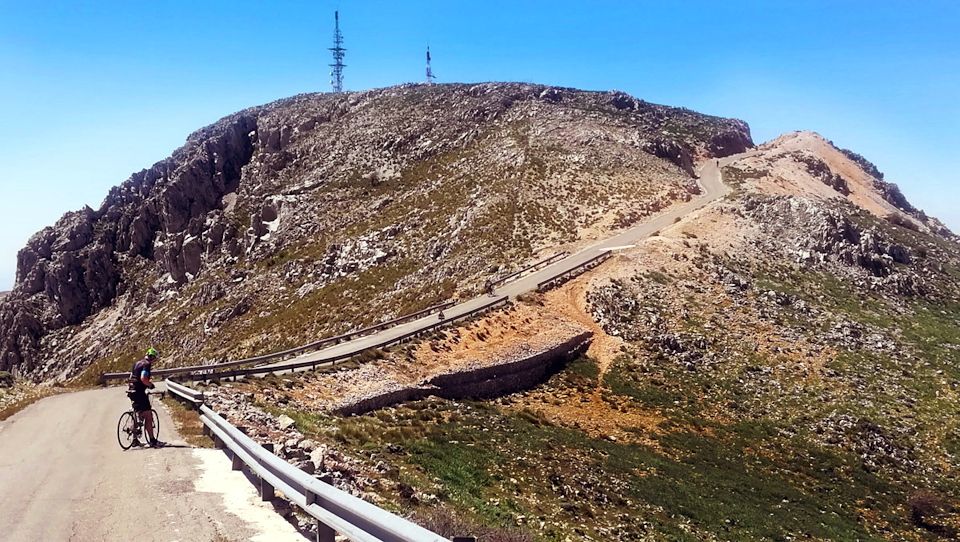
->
[127, 348, 165, 447]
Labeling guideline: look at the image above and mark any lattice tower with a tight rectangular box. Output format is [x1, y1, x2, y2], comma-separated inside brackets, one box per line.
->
[329, 11, 346, 93]
[426, 46, 435, 84]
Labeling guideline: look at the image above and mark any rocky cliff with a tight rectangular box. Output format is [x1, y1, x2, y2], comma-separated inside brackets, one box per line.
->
[0, 83, 751, 379]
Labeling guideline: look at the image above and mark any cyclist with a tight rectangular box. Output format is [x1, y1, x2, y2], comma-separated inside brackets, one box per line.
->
[127, 348, 165, 447]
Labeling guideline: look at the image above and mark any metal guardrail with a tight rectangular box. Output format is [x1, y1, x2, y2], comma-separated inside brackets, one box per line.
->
[167, 296, 509, 383]
[100, 301, 455, 384]
[165, 380, 204, 405]
[536, 250, 613, 292]
[162, 378, 450, 542]
[201, 405, 451, 542]
[488, 251, 568, 289]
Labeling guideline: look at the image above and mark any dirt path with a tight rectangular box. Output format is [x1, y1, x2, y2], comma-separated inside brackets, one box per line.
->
[541, 268, 624, 390]
[501, 265, 665, 446]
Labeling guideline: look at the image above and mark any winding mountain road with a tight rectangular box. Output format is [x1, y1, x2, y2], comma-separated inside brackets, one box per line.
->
[262, 152, 747, 372]
[0, 152, 749, 540]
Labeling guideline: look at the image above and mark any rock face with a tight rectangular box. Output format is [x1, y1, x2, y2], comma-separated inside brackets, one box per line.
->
[741, 131, 954, 241]
[0, 114, 257, 375]
[744, 196, 913, 275]
[0, 83, 752, 379]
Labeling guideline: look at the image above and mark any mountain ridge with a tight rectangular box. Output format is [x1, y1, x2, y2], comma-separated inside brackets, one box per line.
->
[0, 82, 750, 378]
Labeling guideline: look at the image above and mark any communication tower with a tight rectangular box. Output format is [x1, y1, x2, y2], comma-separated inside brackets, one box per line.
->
[329, 11, 346, 93]
[425, 46, 436, 84]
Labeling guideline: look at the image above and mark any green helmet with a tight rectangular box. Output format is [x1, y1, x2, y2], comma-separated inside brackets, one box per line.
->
[146, 348, 159, 358]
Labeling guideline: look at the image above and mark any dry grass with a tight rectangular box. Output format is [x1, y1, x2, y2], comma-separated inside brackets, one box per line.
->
[0, 384, 66, 422]
[0, 396, 43, 422]
[160, 393, 213, 447]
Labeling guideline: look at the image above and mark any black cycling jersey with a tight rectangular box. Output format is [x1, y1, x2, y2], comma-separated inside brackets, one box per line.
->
[128, 357, 153, 393]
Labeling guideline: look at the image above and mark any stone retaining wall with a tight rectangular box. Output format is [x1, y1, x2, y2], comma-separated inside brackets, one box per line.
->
[334, 332, 592, 416]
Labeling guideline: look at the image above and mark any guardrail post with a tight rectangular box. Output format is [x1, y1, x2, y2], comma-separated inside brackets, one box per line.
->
[232, 452, 243, 471]
[214, 434, 225, 449]
[260, 477, 274, 501]
[316, 521, 336, 542]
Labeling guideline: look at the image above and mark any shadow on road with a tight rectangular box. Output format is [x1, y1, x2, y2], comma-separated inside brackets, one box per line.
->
[123, 443, 193, 451]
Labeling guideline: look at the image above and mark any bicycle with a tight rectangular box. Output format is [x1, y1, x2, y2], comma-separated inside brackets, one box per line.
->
[117, 390, 164, 450]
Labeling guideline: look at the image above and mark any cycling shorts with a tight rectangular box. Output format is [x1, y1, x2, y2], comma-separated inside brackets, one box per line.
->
[128, 390, 151, 412]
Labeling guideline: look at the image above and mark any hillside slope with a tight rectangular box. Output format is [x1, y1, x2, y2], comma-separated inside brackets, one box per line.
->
[192, 131, 960, 541]
[0, 83, 750, 380]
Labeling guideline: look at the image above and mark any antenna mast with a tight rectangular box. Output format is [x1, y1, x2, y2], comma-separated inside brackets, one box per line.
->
[329, 11, 346, 93]
[425, 46, 435, 84]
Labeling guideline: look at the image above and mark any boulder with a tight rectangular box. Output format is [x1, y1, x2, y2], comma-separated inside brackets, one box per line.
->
[277, 414, 296, 430]
[643, 138, 696, 178]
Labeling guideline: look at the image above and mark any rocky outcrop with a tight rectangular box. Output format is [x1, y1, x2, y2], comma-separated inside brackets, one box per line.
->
[790, 152, 850, 195]
[643, 139, 697, 179]
[837, 146, 884, 180]
[0, 298, 43, 373]
[830, 140, 955, 239]
[0, 114, 257, 374]
[741, 195, 929, 295]
[707, 122, 753, 157]
[872, 179, 917, 214]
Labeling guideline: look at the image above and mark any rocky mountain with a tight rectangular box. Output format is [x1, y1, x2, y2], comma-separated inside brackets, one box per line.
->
[5, 81, 960, 540]
[187, 128, 960, 541]
[0, 83, 750, 380]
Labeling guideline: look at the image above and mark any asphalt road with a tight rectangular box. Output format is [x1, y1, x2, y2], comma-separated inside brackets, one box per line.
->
[0, 386, 305, 541]
[263, 152, 751, 372]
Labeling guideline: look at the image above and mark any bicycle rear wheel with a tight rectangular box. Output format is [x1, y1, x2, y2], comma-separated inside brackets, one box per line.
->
[142, 409, 160, 444]
[117, 411, 137, 450]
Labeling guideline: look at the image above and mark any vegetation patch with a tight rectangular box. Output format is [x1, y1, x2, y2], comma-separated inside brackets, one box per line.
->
[721, 165, 769, 198]
[161, 395, 213, 448]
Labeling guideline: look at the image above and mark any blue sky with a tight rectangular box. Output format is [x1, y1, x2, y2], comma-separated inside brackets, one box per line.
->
[1, 0, 957, 290]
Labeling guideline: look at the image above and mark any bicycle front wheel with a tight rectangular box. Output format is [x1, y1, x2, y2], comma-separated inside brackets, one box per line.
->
[143, 409, 160, 444]
[118, 411, 137, 450]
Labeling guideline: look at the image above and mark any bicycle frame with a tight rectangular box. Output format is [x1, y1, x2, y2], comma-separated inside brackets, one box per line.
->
[118, 390, 164, 449]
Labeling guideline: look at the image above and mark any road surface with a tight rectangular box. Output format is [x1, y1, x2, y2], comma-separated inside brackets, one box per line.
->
[0, 386, 306, 541]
